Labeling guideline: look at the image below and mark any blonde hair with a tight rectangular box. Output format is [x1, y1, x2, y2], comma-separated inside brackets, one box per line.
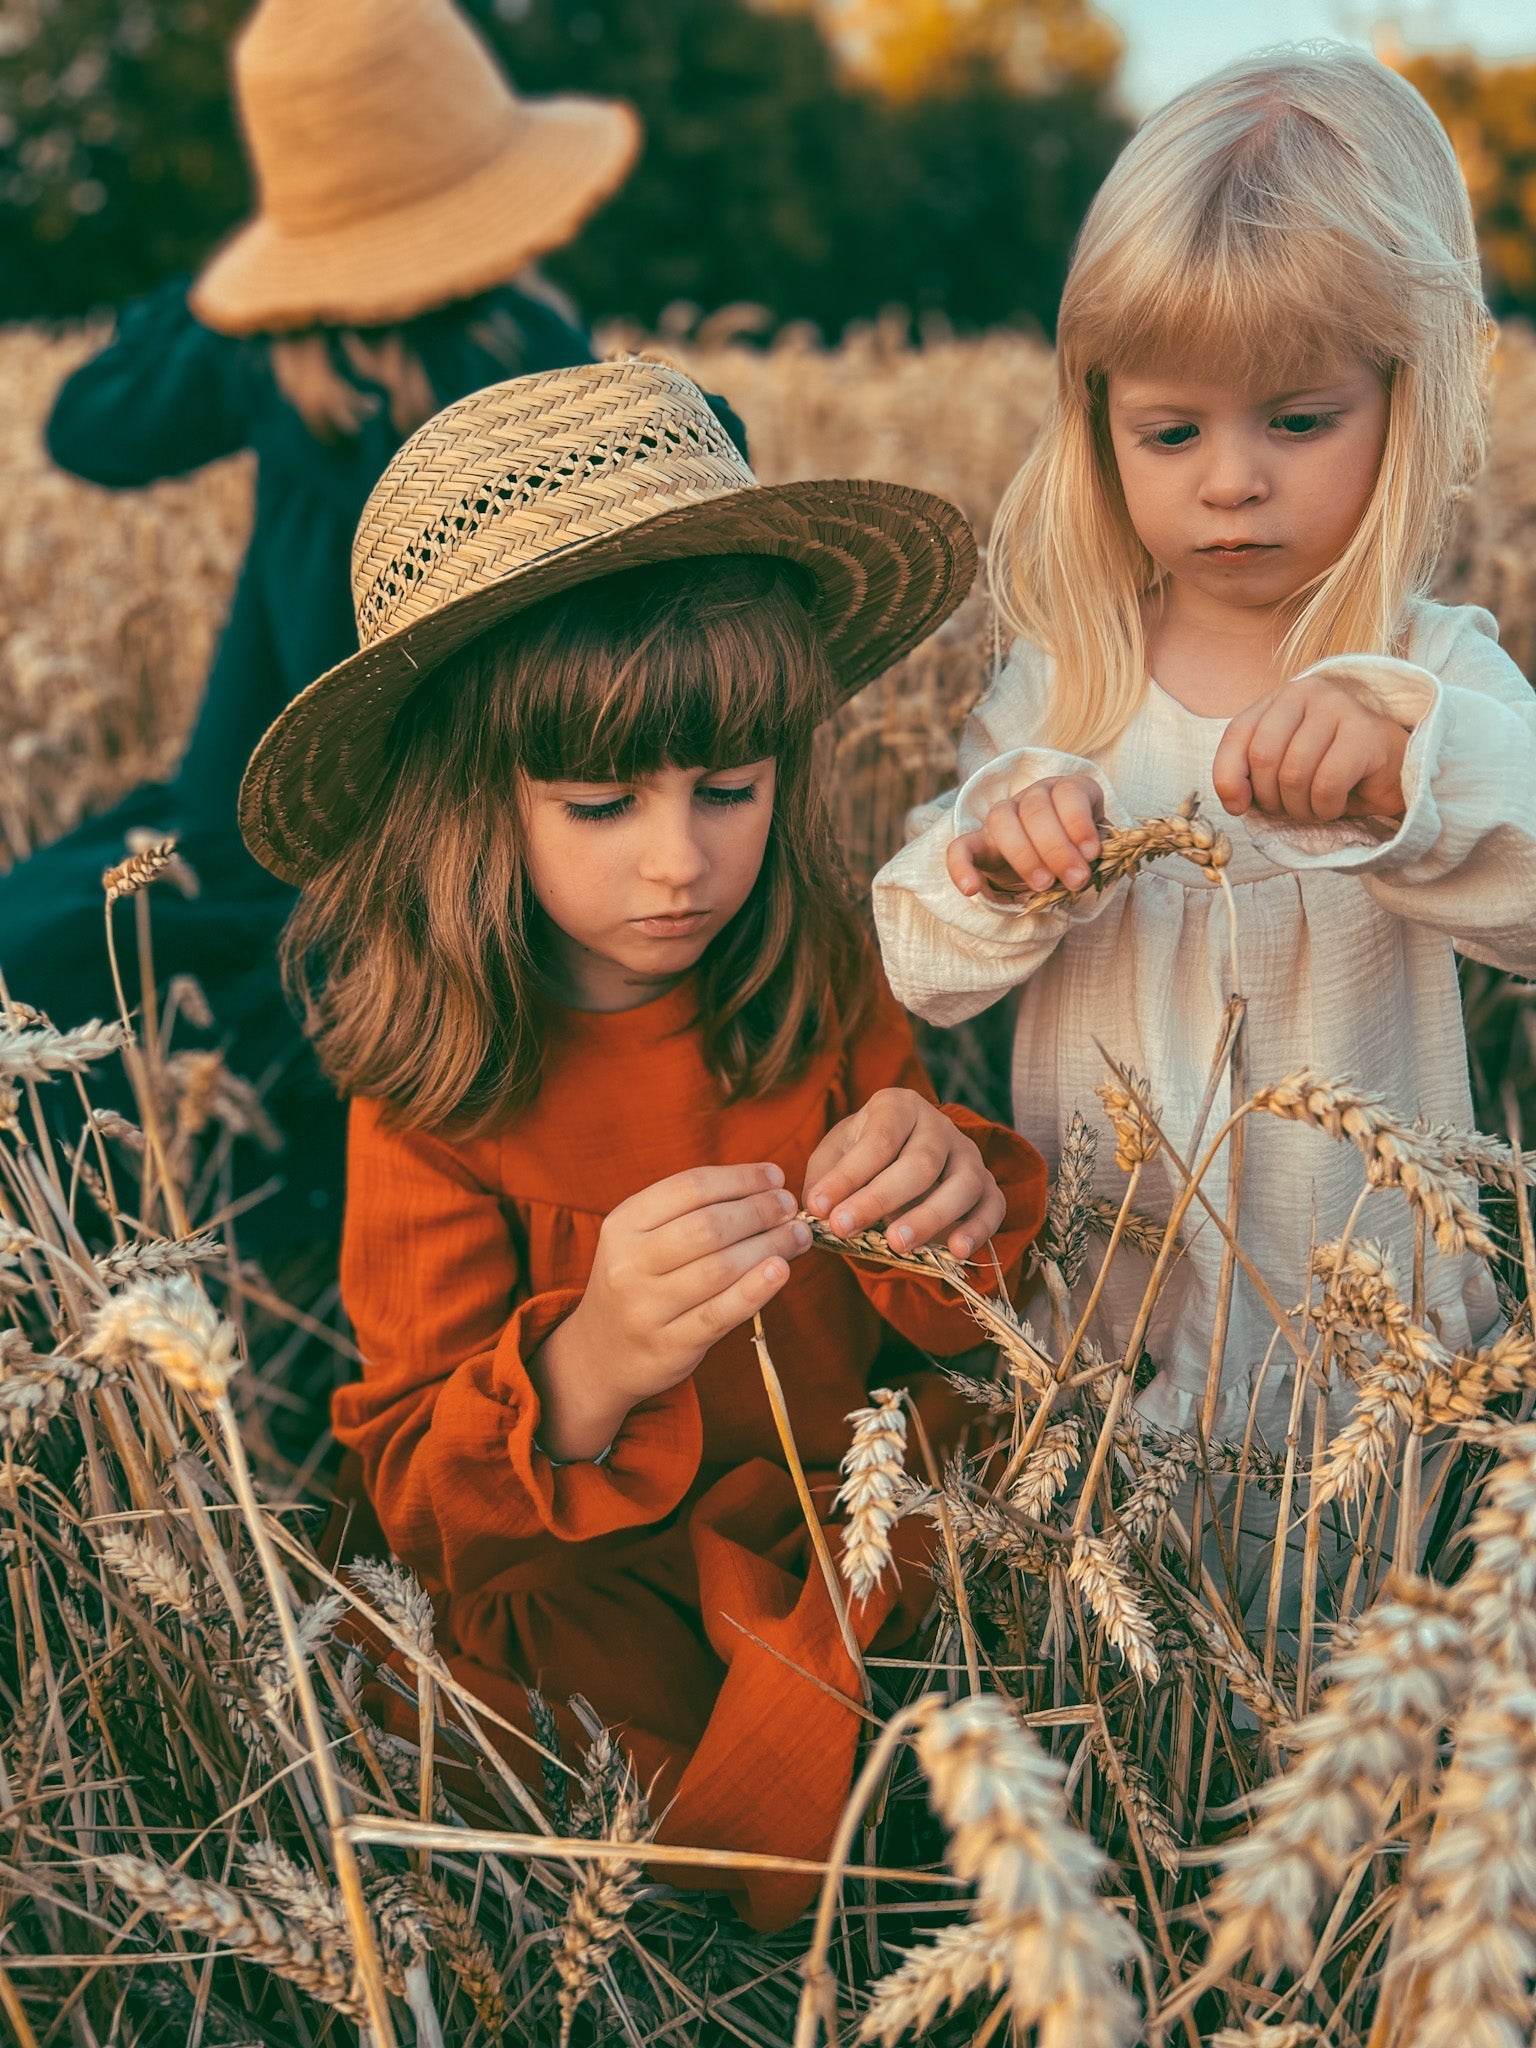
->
[990, 44, 1491, 755]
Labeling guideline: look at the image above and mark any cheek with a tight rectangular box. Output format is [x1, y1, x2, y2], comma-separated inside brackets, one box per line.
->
[523, 816, 617, 936]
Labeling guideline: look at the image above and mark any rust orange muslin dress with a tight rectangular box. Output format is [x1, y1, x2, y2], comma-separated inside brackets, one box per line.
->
[333, 976, 1047, 1930]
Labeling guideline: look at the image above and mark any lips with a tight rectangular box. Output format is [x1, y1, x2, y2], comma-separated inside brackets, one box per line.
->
[633, 910, 712, 937]
[1199, 541, 1278, 560]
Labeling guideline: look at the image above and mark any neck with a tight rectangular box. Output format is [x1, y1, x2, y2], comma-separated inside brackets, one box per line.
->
[1144, 579, 1293, 718]
[542, 928, 684, 1014]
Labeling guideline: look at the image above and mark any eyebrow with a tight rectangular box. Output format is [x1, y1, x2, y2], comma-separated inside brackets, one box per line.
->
[1111, 383, 1352, 414]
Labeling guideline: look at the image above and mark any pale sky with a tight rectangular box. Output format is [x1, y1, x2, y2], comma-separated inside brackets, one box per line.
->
[1105, 1, 1536, 112]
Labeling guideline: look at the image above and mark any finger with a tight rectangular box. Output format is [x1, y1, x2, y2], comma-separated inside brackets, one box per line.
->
[650, 1186, 803, 1270]
[1014, 786, 1094, 888]
[668, 1249, 796, 1353]
[1243, 696, 1310, 817]
[983, 799, 1054, 893]
[1273, 706, 1340, 822]
[629, 1161, 785, 1230]
[1051, 779, 1105, 863]
[805, 1098, 919, 1218]
[1311, 730, 1375, 822]
[824, 1140, 954, 1240]
[881, 1158, 994, 1253]
[802, 1119, 860, 1204]
[663, 1218, 812, 1324]
[943, 1184, 1008, 1260]
[946, 831, 991, 897]
[1212, 698, 1267, 814]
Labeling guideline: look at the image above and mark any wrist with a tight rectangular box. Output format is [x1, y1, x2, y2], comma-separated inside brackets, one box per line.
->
[527, 1306, 641, 1463]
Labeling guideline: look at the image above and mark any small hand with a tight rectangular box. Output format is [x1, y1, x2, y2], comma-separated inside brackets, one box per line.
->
[1213, 676, 1409, 825]
[947, 774, 1106, 899]
[531, 1162, 811, 1459]
[803, 1088, 1006, 1259]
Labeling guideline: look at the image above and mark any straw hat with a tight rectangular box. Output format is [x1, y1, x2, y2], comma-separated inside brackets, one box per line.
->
[190, 0, 640, 336]
[239, 358, 978, 884]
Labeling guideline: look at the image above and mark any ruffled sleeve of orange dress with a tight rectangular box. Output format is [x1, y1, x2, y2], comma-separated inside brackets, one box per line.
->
[333, 1098, 702, 1596]
[833, 978, 1049, 1354]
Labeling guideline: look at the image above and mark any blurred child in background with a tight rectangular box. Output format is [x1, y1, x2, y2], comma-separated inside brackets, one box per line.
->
[4, 0, 637, 1236]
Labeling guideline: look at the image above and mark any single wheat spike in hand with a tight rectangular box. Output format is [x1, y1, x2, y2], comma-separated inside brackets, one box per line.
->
[986, 794, 1232, 910]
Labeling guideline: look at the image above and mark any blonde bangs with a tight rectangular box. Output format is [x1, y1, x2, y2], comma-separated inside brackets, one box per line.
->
[991, 44, 1491, 756]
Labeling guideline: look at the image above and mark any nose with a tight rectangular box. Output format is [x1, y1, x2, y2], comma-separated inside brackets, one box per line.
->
[637, 795, 710, 892]
[1197, 429, 1269, 511]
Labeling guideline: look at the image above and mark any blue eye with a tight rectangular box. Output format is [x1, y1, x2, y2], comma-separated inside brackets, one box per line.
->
[562, 796, 632, 822]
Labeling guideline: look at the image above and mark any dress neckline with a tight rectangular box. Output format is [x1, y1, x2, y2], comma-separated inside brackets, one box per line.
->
[1146, 676, 1229, 728]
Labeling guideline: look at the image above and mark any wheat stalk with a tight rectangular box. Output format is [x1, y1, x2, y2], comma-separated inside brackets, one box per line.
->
[835, 1386, 912, 1600]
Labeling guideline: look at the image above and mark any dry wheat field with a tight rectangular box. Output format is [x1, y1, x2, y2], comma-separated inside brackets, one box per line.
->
[0, 320, 1534, 2047]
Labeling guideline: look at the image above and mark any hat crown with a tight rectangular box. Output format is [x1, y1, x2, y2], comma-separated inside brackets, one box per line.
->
[350, 360, 757, 650]
[234, 0, 520, 237]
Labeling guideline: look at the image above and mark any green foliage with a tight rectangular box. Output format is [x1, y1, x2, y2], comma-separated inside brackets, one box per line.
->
[0, 0, 1128, 332]
[0, 0, 250, 319]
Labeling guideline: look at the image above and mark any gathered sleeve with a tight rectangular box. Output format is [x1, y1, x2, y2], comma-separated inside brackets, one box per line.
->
[1243, 610, 1536, 977]
[46, 280, 259, 487]
[873, 639, 1136, 1027]
[831, 979, 1048, 1358]
[334, 1098, 702, 1596]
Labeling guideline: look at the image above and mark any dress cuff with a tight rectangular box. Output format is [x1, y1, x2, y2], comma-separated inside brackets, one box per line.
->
[497, 1290, 704, 1543]
[1246, 655, 1446, 875]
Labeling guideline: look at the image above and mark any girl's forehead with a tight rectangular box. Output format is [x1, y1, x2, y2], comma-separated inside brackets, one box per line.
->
[1105, 357, 1378, 409]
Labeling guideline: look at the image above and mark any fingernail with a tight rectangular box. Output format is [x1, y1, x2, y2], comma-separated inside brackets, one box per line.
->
[805, 1189, 828, 1215]
[763, 1259, 787, 1283]
[889, 1224, 912, 1250]
[778, 1190, 797, 1214]
[1029, 869, 1052, 890]
[1066, 864, 1088, 887]
[952, 1234, 973, 1257]
[764, 1163, 784, 1186]
[832, 1209, 853, 1233]
[790, 1222, 811, 1249]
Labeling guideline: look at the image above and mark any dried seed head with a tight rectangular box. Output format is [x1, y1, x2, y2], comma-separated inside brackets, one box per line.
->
[1040, 1112, 1098, 1288]
[348, 1558, 436, 1659]
[991, 798, 1231, 912]
[125, 825, 199, 898]
[1068, 1535, 1161, 1685]
[1253, 1074, 1493, 1258]
[882, 1693, 1142, 2048]
[836, 1386, 912, 1600]
[102, 837, 179, 904]
[0, 1017, 125, 1083]
[1095, 1070, 1161, 1173]
[82, 1274, 239, 1404]
[94, 1529, 196, 1619]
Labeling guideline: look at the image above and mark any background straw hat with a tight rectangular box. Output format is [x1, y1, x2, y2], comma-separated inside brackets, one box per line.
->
[239, 358, 978, 885]
[190, 0, 640, 336]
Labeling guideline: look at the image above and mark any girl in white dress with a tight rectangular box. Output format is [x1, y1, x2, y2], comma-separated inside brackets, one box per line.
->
[873, 45, 1536, 1445]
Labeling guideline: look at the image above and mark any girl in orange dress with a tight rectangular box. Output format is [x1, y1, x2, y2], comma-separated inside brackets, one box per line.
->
[238, 357, 1047, 1929]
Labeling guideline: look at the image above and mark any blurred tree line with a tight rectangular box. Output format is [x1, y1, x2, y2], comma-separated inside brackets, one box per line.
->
[0, 0, 1130, 335]
[1395, 50, 1536, 318]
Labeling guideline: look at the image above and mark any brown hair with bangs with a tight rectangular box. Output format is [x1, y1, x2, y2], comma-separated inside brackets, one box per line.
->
[281, 554, 871, 1133]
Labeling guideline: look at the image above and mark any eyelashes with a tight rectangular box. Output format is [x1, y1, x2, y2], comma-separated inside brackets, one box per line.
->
[561, 783, 761, 824]
[1133, 411, 1344, 451]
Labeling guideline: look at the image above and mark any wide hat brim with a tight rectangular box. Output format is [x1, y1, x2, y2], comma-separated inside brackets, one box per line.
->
[190, 97, 640, 336]
[239, 477, 978, 886]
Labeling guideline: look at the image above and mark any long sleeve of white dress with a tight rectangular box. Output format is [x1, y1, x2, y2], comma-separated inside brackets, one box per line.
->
[872, 600, 1536, 1440]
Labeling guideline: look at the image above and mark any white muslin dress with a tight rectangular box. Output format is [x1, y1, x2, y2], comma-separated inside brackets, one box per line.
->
[873, 599, 1536, 1442]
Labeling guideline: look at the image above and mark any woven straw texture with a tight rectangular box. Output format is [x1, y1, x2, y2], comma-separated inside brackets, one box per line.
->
[191, 0, 639, 335]
[239, 358, 977, 884]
